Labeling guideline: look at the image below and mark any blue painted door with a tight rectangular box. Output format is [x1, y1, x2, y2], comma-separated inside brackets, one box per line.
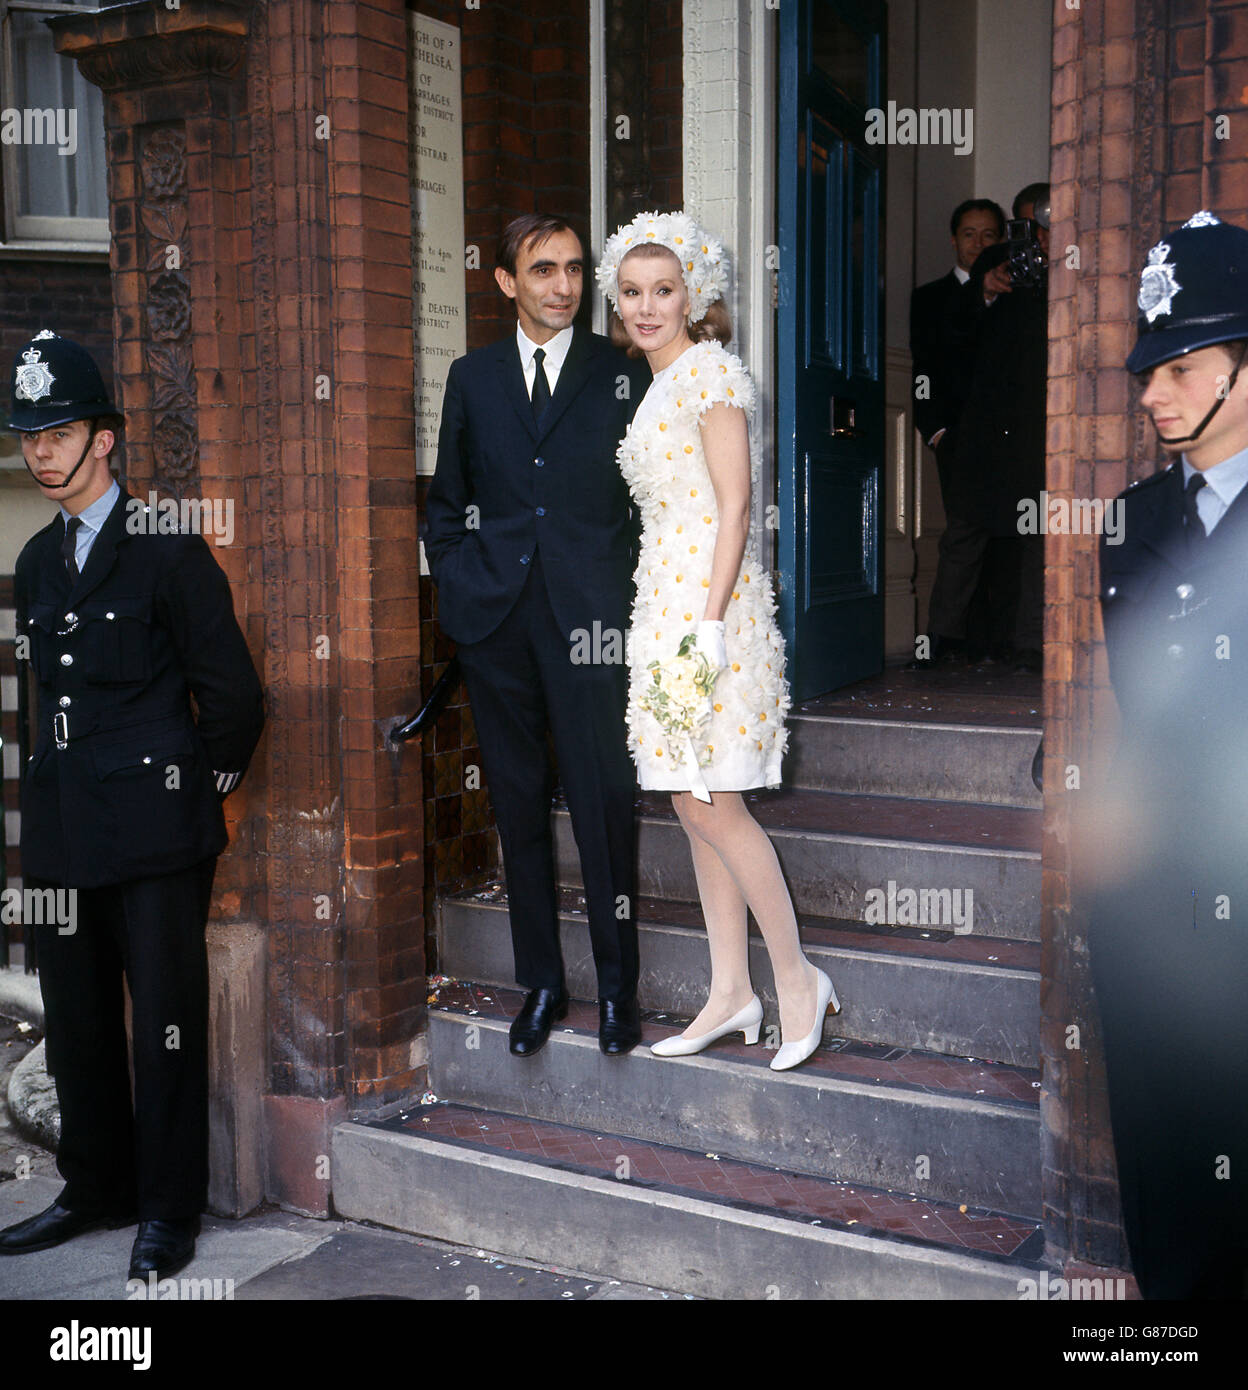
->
[777, 0, 885, 698]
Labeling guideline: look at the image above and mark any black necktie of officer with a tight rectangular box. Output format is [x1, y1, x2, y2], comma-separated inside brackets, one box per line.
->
[62, 516, 82, 584]
[1183, 472, 1207, 545]
[531, 347, 552, 424]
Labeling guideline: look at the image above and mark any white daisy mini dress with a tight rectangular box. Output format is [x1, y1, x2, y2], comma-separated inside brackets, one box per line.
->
[619, 340, 791, 793]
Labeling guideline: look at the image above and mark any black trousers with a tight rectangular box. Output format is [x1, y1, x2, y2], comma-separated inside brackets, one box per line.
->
[926, 525, 1042, 653]
[455, 550, 638, 1000]
[1090, 858, 1248, 1299]
[32, 857, 217, 1220]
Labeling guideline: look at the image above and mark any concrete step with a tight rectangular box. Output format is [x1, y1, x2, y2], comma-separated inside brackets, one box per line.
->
[554, 789, 1042, 941]
[425, 983, 1042, 1218]
[785, 711, 1042, 807]
[331, 1101, 1046, 1300]
[438, 886, 1040, 1066]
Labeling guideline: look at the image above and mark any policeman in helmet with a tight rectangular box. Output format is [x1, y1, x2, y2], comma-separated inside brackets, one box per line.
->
[0, 332, 264, 1282]
[1088, 212, 1248, 1298]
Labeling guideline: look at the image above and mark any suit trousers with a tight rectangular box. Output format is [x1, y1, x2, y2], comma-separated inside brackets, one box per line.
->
[32, 856, 217, 1220]
[455, 550, 639, 1001]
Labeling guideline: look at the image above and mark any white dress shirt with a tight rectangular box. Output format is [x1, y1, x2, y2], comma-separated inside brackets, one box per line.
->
[516, 324, 574, 400]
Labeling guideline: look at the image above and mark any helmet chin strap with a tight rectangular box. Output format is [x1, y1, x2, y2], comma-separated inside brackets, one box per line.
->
[21, 420, 98, 490]
[1155, 342, 1248, 445]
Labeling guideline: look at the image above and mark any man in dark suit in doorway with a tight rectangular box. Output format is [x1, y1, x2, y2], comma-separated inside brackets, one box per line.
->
[909, 197, 1005, 667]
[425, 214, 650, 1057]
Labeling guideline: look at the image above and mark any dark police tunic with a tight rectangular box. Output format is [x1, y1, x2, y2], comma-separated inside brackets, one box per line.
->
[1094, 461, 1248, 1298]
[14, 487, 264, 1219]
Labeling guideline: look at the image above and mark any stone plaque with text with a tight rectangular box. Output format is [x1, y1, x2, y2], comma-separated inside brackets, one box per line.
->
[410, 13, 466, 477]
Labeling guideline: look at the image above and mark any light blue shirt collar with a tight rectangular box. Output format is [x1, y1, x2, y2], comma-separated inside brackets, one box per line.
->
[59, 478, 120, 565]
[1181, 446, 1248, 513]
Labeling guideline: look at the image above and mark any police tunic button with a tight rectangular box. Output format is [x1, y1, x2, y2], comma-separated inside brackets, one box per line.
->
[520, 554, 530, 566]
[1167, 644, 1183, 658]
[142, 756, 152, 764]
[59, 696, 71, 707]
[60, 653, 73, 665]
[64, 612, 76, 624]
[1106, 586, 1117, 598]
[106, 611, 115, 620]
[1176, 583, 1194, 601]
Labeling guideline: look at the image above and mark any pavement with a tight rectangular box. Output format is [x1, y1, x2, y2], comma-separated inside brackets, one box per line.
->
[0, 1175, 679, 1301]
[0, 967, 681, 1302]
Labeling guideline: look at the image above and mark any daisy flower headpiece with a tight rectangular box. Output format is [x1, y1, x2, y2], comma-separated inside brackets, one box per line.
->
[596, 209, 730, 323]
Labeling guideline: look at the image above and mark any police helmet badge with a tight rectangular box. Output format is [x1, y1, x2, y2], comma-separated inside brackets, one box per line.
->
[13, 347, 56, 404]
[1138, 241, 1181, 323]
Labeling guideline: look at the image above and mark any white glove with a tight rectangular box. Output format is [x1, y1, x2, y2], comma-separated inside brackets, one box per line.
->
[696, 619, 728, 669]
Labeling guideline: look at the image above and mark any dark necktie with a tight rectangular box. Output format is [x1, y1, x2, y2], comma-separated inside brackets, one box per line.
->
[531, 347, 552, 423]
[61, 516, 82, 584]
[1183, 472, 1207, 545]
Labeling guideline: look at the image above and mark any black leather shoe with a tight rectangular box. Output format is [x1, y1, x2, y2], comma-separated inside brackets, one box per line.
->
[598, 997, 641, 1055]
[508, 987, 569, 1056]
[128, 1217, 200, 1281]
[0, 1201, 136, 1255]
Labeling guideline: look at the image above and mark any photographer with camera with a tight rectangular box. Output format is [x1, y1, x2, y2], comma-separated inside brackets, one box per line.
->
[935, 182, 1051, 673]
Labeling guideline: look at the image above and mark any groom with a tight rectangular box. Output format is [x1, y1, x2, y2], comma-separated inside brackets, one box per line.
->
[425, 213, 649, 1055]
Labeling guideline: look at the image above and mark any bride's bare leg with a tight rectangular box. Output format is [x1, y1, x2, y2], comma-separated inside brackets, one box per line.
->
[672, 792, 756, 1036]
[674, 790, 822, 1043]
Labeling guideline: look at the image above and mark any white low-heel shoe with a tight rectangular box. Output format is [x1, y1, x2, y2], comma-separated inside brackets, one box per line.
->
[769, 968, 840, 1072]
[649, 995, 764, 1057]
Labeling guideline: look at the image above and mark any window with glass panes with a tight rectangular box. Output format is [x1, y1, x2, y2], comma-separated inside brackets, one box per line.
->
[1, 0, 107, 246]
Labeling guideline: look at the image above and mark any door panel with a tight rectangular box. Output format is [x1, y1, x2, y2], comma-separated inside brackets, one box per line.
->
[778, 0, 885, 698]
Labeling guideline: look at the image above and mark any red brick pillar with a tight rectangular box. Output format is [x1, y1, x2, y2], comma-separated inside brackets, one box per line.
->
[52, 0, 425, 1217]
[1043, 0, 1248, 1276]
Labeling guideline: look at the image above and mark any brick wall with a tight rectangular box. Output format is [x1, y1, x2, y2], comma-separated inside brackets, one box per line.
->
[0, 261, 115, 456]
[1042, 0, 1248, 1272]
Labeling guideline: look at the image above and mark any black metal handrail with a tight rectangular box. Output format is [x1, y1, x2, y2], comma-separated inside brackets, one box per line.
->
[391, 656, 461, 743]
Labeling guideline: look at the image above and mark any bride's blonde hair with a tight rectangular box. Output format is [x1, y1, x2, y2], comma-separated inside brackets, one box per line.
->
[607, 244, 732, 358]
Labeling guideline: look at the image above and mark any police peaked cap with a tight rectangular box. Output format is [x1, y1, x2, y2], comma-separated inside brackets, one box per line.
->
[8, 330, 118, 432]
[1127, 211, 1248, 373]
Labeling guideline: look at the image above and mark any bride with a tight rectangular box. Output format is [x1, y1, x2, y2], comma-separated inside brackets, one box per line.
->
[597, 210, 840, 1071]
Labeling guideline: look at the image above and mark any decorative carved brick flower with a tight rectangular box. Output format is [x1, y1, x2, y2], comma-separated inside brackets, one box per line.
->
[154, 412, 197, 481]
[141, 128, 187, 201]
[147, 272, 192, 341]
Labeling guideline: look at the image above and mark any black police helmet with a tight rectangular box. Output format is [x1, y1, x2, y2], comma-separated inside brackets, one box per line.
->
[1126, 211, 1248, 374]
[8, 330, 118, 432]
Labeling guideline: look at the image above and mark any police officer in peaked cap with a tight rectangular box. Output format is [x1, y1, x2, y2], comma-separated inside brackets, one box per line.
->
[1087, 213, 1248, 1298]
[0, 332, 264, 1281]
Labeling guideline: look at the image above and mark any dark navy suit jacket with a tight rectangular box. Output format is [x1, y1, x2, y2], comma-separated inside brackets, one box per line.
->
[425, 326, 649, 646]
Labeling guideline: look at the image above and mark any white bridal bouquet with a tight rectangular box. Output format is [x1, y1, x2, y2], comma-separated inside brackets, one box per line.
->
[639, 631, 720, 766]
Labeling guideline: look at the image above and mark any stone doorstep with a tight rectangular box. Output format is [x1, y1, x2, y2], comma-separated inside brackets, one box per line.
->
[785, 711, 1043, 808]
[553, 788, 1042, 940]
[438, 888, 1041, 1067]
[330, 1108, 1047, 1301]
[426, 983, 1042, 1218]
